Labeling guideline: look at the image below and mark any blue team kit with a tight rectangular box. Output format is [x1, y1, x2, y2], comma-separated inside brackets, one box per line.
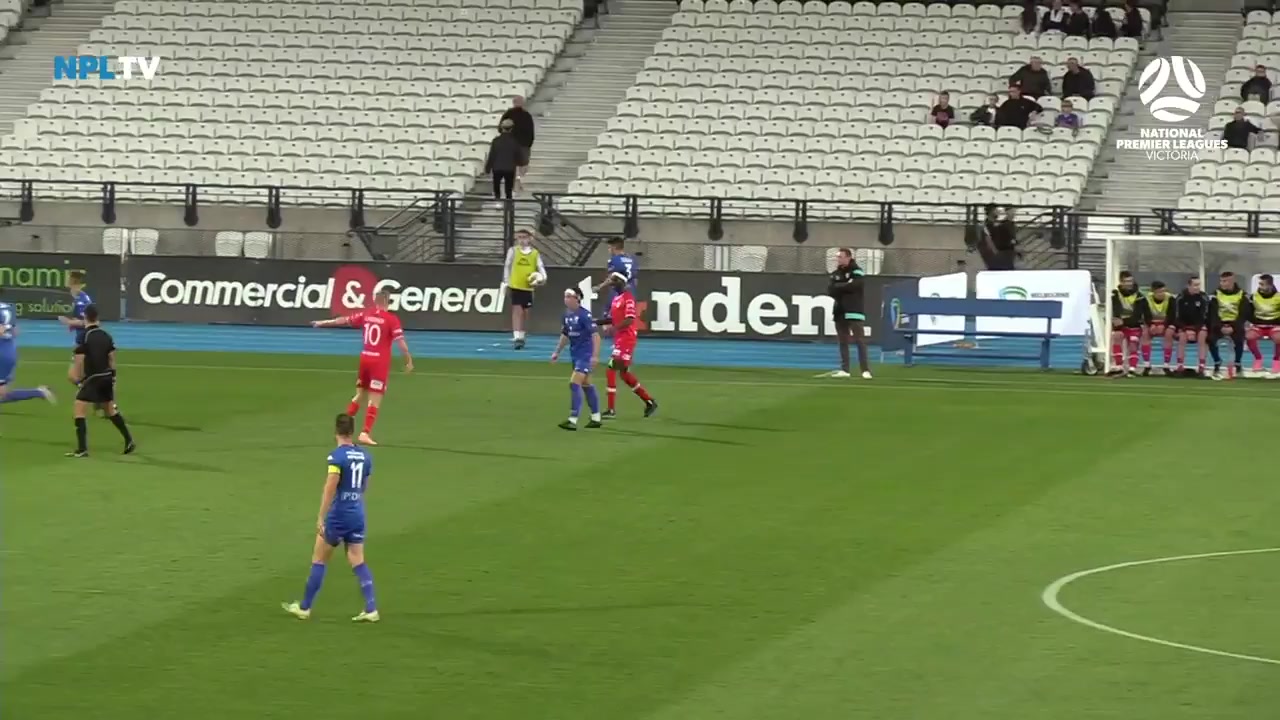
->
[0, 302, 16, 385]
[324, 443, 372, 547]
[561, 305, 597, 373]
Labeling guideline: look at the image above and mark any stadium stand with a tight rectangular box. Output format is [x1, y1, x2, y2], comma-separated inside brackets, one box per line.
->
[559, 0, 1141, 221]
[1, 0, 21, 40]
[0, 0, 581, 205]
[1176, 10, 1280, 223]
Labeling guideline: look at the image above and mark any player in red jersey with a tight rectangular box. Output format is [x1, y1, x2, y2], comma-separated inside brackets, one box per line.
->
[598, 272, 657, 419]
[311, 289, 413, 445]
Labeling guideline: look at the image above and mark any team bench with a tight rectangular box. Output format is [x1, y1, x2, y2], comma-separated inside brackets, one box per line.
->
[896, 297, 1064, 370]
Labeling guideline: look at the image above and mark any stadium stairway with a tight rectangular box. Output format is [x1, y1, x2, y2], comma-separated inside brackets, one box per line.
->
[0, 0, 115, 136]
[1083, 11, 1242, 217]
[449, 0, 675, 262]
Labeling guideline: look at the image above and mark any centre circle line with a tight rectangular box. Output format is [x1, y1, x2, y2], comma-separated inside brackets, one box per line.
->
[1041, 547, 1280, 666]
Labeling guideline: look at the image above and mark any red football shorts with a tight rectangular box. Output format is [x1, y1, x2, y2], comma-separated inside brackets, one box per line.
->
[1249, 324, 1279, 338]
[1120, 327, 1143, 342]
[356, 357, 390, 393]
[1148, 321, 1169, 336]
[611, 339, 636, 365]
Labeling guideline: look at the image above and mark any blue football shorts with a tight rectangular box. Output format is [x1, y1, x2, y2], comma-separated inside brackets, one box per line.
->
[0, 356, 14, 387]
[323, 513, 366, 547]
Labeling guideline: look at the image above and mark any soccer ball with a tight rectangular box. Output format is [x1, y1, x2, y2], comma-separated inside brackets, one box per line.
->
[528, 272, 546, 287]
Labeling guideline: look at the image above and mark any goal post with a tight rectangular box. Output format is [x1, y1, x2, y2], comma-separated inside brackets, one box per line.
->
[1102, 234, 1280, 374]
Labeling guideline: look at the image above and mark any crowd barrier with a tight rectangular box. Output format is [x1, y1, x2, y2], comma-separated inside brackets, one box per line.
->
[0, 251, 910, 343]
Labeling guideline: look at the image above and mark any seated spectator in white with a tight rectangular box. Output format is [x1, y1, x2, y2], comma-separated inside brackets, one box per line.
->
[1092, 7, 1119, 39]
[996, 86, 1042, 130]
[1064, 0, 1090, 36]
[1040, 0, 1069, 33]
[1242, 65, 1273, 104]
[1019, 0, 1038, 33]
[1010, 56, 1052, 98]
[1061, 57, 1096, 100]
[1121, 0, 1143, 38]
[1222, 107, 1261, 150]
[970, 94, 1000, 126]
[930, 92, 956, 127]
[1055, 100, 1082, 131]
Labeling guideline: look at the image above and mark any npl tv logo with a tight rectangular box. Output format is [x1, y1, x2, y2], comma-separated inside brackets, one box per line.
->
[53, 55, 161, 81]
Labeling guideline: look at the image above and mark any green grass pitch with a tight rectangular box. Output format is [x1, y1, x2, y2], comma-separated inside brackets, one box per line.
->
[4, 347, 1280, 719]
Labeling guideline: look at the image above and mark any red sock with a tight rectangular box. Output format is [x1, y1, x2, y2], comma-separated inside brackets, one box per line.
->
[346, 400, 360, 417]
[606, 369, 617, 410]
[1248, 337, 1263, 359]
[363, 406, 379, 434]
[1111, 342, 1123, 366]
[1273, 342, 1280, 361]
[1127, 347, 1139, 369]
[1162, 344, 1174, 364]
[622, 371, 653, 402]
[1140, 344, 1152, 363]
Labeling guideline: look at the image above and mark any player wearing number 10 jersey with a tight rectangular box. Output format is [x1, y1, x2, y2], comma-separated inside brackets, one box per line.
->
[311, 289, 413, 445]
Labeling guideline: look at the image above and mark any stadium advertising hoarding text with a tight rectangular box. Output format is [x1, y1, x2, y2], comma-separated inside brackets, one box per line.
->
[124, 257, 904, 341]
[0, 252, 121, 321]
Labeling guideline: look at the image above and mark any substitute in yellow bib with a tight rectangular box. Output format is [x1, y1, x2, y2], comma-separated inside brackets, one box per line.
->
[502, 229, 547, 350]
[1246, 273, 1280, 376]
[1207, 271, 1249, 379]
[1142, 280, 1177, 376]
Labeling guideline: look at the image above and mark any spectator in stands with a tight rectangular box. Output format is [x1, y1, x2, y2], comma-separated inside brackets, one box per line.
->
[500, 96, 535, 187]
[485, 119, 526, 202]
[1010, 57, 1051, 99]
[1055, 100, 1082, 131]
[1061, 57, 1096, 100]
[970, 94, 1000, 126]
[1040, 0, 1069, 33]
[1092, 6, 1118, 39]
[996, 85, 1042, 130]
[1064, 0, 1090, 36]
[1223, 107, 1261, 150]
[1121, 0, 1143, 38]
[979, 205, 1018, 271]
[1019, 0, 1039, 34]
[930, 93, 956, 128]
[1242, 65, 1273, 104]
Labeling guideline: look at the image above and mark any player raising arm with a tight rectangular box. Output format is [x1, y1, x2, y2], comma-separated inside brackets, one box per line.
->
[0, 293, 55, 407]
[1173, 276, 1210, 377]
[550, 288, 602, 431]
[1246, 273, 1280, 377]
[598, 272, 657, 418]
[1110, 271, 1147, 377]
[312, 289, 413, 445]
[1142, 281, 1177, 376]
[283, 414, 379, 623]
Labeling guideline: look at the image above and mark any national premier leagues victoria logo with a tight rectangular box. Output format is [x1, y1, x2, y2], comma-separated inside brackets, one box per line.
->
[1117, 56, 1224, 161]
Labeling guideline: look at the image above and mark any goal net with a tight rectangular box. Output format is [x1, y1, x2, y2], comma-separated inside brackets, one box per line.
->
[1104, 234, 1280, 375]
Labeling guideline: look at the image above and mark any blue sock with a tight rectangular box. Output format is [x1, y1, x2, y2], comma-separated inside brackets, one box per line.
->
[301, 562, 326, 610]
[570, 383, 582, 419]
[584, 385, 599, 415]
[0, 388, 43, 404]
[353, 563, 376, 613]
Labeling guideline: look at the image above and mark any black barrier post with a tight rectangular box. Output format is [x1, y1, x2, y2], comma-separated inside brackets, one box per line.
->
[1248, 211, 1261, 237]
[502, 199, 515, 247]
[793, 200, 808, 243]
[19, 181, 33, 222]
[443, 197, 457, 262]
[1065, 211, 1081, 268]
[348, 189, 365, 230]
[1157, 209, 1174, 234]
[1049, 208, 1066, 251]
[707, 198, 723, 241]
[266, 188, 282, 229]
[878, 202, 894, 246]
[100, 182, 116, 225]
[623, 196, 638, 239]
[183, 184, 198, 227]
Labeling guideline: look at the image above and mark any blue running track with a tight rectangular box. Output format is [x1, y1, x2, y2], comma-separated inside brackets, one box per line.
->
[17, 320, 1090, 370]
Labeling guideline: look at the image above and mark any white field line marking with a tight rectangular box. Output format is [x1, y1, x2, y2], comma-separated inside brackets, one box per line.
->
[21, 359, 1280, 401]
[1042, 547, 1280, 666]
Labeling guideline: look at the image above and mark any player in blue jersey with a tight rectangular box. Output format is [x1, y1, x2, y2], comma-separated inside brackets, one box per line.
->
[550, 288, 602, 431]
[58, 271, 94, 386]
[594, 237, 637, 300]
[282, 414, 380, 623]
[0, 292, 55, 407]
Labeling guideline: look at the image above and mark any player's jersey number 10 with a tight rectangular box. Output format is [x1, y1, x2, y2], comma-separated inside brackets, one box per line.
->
[363, 324, 383, 347]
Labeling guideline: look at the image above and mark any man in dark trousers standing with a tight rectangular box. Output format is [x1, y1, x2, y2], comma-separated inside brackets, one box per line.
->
[484, 119, 527, 202]
[500, 96, 535, 187]
[826, 248, 872, 380]
[67, 305, 134, 457]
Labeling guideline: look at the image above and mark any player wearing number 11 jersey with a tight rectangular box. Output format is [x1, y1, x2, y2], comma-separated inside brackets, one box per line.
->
[283, 413, 379, 622]
[311, 289, 413, 445]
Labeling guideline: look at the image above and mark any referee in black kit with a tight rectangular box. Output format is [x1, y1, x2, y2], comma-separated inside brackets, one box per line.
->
[67, 305, 135, 458]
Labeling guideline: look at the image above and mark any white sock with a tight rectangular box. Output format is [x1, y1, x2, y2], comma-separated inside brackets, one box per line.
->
[567, 416, 577, 425]
[516, 331, 526, 340]
[590, 412, 601, 421]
